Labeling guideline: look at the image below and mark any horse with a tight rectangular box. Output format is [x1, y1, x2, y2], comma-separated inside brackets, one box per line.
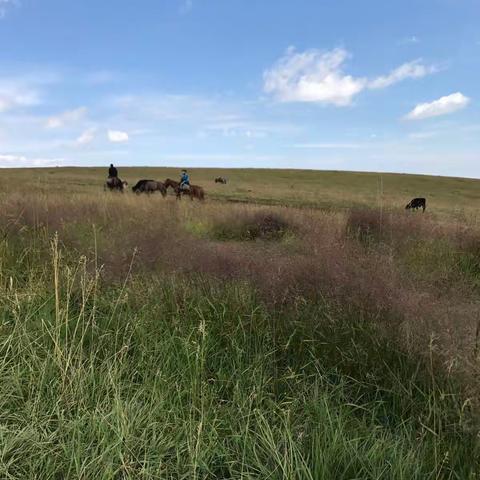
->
[104, 177, 128, 192]
[132, 179, 167, 197]
[215, 177, 227, 184]
[164, 178, 205, 201]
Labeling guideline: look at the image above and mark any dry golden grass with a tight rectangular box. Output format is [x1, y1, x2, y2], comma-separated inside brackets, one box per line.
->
[2, 166, 480, 219]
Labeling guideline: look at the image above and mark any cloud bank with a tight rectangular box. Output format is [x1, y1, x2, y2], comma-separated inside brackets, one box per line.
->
[0, 154, 64, 168]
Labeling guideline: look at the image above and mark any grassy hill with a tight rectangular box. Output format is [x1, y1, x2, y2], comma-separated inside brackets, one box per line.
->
[2, 166, 480, 215]
[0, 167, 479, 478]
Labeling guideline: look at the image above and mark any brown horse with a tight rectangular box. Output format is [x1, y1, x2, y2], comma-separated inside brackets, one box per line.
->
[132, 179, 167, 196]
[104, 177, 128, 192]
[164, 178, 205, 201]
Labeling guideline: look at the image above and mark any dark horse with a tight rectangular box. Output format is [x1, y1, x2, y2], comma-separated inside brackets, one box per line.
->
[132, 179, 167, 196]
[104, 177, 128, 192]
[164, 178, 205, 201]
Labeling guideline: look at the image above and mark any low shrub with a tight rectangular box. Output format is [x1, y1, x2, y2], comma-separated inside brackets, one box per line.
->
[346, 207, 433, 248]
[211, 210, 293, 241]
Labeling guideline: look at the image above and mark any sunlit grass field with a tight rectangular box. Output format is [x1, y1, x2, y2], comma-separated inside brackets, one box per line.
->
[0, 167, 479, 478]
[3, 166, 480, 215]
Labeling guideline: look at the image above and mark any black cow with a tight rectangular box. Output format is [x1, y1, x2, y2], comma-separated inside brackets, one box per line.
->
[405, 197, 426, 212]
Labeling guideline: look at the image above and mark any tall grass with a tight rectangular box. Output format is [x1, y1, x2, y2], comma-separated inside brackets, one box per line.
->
[0, 193, 479, 478]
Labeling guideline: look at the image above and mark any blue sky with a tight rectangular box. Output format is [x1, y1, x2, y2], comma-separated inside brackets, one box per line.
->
[0, 0, 479, 177]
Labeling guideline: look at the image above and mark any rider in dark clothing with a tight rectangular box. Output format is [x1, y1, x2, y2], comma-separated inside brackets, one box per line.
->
[108, 164, 118, 178]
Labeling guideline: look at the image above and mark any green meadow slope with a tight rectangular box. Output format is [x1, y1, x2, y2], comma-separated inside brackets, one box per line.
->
[0, 167, 479, 478]
[1, 166, 480, 214]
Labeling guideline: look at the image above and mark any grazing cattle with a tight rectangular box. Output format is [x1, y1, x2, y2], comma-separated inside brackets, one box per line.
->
[405, 197, 426, 212]
[215, 177, 227, 184]
[104, 177, 128, 192]
[132, 179, 167, 197]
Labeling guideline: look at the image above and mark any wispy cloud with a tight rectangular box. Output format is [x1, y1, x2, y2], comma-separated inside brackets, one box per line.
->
[0, 81, 40, 112]
[46, 107, 87, 129]
[405, 92, 470, 120]
[203, 115, 297, 138]
[108, 93, 300, 141]
[76, 128, 96, 145]
[0, 70, 64, 113]
[109, 93, 214, 121]
[399, 36, 420, 45]
[369, 59, 437, 89]
[408, 131, 438, 140]
[264, 47, 438, 106]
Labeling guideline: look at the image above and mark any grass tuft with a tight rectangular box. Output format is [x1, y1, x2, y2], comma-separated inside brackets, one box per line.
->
[211, 210, 294, 241]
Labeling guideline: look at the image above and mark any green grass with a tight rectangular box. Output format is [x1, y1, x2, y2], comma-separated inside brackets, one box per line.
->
[0, 259, 476, 478]
[0, 168, 479, 478]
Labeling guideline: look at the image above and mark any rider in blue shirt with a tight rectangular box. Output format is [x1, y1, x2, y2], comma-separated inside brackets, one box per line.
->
[180, 169, 190, 190]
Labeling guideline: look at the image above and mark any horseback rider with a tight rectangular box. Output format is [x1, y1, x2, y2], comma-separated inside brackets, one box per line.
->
[180, 169, 190, 191]
[108, 163, 118, 179]
[106, 163, 119, 188]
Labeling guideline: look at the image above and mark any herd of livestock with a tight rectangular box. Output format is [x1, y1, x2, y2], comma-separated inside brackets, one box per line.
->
[103, 176, 228, 201]
[104, 174, 427, 211]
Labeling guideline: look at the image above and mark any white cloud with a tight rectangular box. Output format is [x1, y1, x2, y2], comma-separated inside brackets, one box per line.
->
[76, 128, 96, 145]
[369, 59, 437, 89]
[0, 72, 61, 112]
[264, 47, 437, 106]
[0, 85, 40, 112]
[405, 92, 470, 120]
[46, 107, 87, 129]
[108, 129, 129, 143]
[264, 47, 367, 106]
[0, 154, 65, 167]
